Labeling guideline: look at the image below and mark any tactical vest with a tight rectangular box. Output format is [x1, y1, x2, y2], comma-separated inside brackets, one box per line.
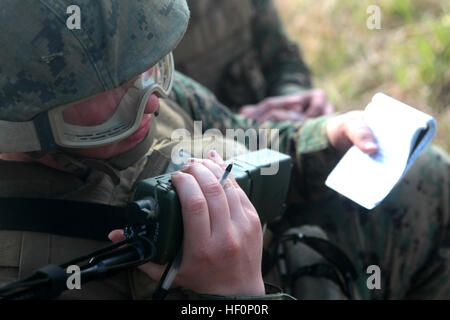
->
[173, 0, 267, 109]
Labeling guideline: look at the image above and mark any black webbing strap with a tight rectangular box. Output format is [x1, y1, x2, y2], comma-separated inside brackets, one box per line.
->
[275, 233, 359, 299]
[286, 234, 359, 281]
[291, 263, 348, 296]
[0, 197, 148, 241]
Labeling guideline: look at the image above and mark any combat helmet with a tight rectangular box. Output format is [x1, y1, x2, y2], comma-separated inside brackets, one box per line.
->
[0, 0, 189, 152]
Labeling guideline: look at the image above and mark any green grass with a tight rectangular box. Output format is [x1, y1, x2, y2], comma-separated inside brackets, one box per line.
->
[275, 0, 450, 152]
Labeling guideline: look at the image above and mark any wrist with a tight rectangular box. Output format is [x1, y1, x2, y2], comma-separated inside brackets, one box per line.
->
[193, 282, 295, 300]
[246, 277, 266, 296]
[203, 275, 265, 297]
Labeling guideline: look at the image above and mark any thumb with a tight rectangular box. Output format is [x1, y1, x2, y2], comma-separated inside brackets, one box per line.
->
[108, 229, 126, 242]
[345, 116, 378, 154]
[108, 229, 167, 281]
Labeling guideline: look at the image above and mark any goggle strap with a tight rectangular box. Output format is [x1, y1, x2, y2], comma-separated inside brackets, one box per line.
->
[0, 119, 43, 153]
[33, 113, 57, 151]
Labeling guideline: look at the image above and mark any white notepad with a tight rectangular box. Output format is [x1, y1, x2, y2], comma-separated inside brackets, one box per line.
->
[325, 93, 436, 210]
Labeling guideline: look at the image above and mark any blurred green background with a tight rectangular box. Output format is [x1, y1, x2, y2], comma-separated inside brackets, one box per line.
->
[275, 0, 450, 152]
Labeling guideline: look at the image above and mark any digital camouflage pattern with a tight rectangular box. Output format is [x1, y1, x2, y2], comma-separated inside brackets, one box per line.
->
[170, 71, 450, 299]
[0, 0, 189, 121]
[173, 0, 312, 110]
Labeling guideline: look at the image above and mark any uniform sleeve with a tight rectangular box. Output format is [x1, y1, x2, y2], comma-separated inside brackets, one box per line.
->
[251, 0, 313, 97]
[170, 71, 341, 201]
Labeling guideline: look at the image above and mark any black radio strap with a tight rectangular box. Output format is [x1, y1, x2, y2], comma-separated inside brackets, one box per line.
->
[0, 197, 149, 241]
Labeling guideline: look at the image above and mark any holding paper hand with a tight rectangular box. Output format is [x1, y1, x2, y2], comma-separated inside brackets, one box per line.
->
[325, 93, 436, 210]
[326, 110, 379, 156]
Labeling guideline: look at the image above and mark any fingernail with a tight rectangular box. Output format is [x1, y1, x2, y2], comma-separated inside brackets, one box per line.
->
[365, 142, 377, 150]
[208, 150, 216, 159]
[187, 158, 195, 163]
[181, 164, 190, 172]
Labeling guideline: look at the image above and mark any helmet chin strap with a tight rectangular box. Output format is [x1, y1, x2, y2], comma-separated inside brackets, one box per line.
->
[39, 150, 91, 177]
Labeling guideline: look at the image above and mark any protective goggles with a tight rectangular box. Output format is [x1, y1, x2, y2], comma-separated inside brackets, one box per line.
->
[0, 53, 174, 153]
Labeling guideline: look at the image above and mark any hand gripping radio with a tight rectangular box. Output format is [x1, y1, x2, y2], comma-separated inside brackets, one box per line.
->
[131, 148, 293, 264]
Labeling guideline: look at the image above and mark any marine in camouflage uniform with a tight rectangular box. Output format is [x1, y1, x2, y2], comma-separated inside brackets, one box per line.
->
[0, 0, 320, 300]
[171, 72, 450, 299]
[0, 0, 448, 300]
[173, 0, 312, 110]
[174, 0, 450, 299]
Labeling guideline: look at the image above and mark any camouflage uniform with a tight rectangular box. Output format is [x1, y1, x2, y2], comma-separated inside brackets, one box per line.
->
[173, 0, 450, 299]
[173, 0, 312, 110]
[170, 72, 450, 299]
